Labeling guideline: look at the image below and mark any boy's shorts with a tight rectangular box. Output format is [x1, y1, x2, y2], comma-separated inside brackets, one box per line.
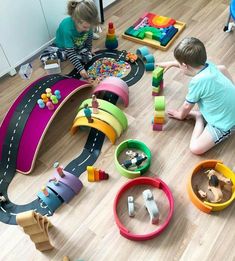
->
[206, 124, 235, 144]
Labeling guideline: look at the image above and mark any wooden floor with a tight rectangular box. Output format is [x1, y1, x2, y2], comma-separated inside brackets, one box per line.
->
[0, 0, 235, 260]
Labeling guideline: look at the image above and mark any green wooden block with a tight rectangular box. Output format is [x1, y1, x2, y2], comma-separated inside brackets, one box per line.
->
[154, 96, 165, 111]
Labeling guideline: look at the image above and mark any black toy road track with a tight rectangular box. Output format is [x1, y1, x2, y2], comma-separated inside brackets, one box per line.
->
[0, 50, 145, 225]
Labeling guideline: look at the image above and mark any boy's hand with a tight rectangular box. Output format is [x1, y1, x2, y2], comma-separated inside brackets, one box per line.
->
[167, 109, 183, 120]
[156, 61, 179, 73]
[80, 69, 89, 79]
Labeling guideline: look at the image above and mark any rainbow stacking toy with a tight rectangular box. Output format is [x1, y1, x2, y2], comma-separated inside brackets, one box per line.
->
[105, 22, 118, 50]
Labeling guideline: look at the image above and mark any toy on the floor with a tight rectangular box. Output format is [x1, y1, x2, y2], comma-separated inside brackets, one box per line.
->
[143, 189, 160, 224]
[196, 169, 232, 203]
[115, 139, 151, 179]
[153, 96, 165, 131]
[105, 22, 118, 50]
[37, 88, 61, 110]
[121, 150, 147, 169]
[127, 196, 135, 217]
[0, 194, 6, 203]
[16, 210, 53, 251]
[87, 166, 109, 182]
[125, 52, 138, 63]
[113, 177, 174, 241]
[152, 66, 164, 96]
[224, 0, 235, 32]
[87, 58, 129, 84]
[91, 94, 99, 114]
[123, 12, 186, 50]
[19, 63, 33, 80]
[86, 49, 145, 87]
[37, 165, 83, 212]
[93, 76, 129, 107]
[72, 95, 128, 145]
[187, 160, 235, 213]
[83, 103, 94, 123]
[136, 46, 155, 71]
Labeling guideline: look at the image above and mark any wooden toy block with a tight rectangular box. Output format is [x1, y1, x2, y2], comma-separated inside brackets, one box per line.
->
[87, 166, 109, 182]
[153, 117, 165, 124]
[127, 196, 135, 217]
[16, 210, 53, 252]
[142, 189, 159, 224]
[154, 110, 165, 118]
[153, 67, 164, 78]
[153, 123, 163, 131]
[154, 96, 165, 111]
[122, 13, 186, 51]
[152, 86, 160, 92]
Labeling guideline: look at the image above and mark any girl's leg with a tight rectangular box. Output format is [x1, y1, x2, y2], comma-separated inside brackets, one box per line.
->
[188, 111, 215, 155]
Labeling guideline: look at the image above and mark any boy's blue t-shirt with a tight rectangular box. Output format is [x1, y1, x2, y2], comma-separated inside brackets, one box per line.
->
[186, 62, 235, 131]
[55, 17, 91, 49]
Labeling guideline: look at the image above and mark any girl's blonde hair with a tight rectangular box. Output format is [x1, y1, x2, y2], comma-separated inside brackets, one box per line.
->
[68, 0, 99, 26]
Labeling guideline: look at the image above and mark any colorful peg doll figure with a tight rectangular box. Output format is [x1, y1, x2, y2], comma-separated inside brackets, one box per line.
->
[84, 103, 94, 123]
[54, 90, 61, 100]
[37, 99, 45, 109]
[91, 94, 99, 114]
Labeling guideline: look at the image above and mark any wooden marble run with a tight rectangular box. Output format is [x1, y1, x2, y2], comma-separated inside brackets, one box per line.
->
[187, 160, 235, 213]
[16, 210, 53, 252]
[122, 12, 186, 50]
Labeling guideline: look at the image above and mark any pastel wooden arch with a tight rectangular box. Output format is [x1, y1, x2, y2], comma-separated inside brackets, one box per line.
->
[79, 98, 128, 130]
[71, 117, 117, 144]
[75, 109, 123, 137]
[93, 83, 129, 107]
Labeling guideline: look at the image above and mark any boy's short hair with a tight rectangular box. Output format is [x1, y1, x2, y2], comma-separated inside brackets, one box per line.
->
[68, 0, 99, 26]
[174, 37, 207, 67]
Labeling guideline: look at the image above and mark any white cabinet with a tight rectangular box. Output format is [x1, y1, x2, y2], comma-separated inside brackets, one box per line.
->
[103, 0, 117, 8]
[40, 0, 68, 38]
[0, 0, 107, 78]
[0, 45, 11, 76]
[0, 0, 50, 70]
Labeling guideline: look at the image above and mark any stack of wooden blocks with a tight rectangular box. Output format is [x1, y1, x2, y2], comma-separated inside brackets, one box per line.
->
[16, 210, 53, 252]
[152, 67, 164, 96]
[153, 96, 165, 131]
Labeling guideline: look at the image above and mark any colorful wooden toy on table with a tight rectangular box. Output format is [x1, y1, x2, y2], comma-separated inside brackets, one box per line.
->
[152, 66, 164, 96]
[87, 166, 109, 182]
[123, 12, 186, 50]
[153, 96, 165, 131]
[16, 210, 53, 251]
[105, 22, 118, 50]
[187, 160, 235, 213]
[113, 177, 174, 241]
[143, 189, 160, 224]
